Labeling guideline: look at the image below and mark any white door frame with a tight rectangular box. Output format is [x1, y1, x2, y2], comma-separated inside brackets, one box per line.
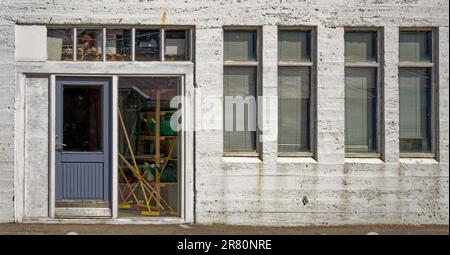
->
[15, 62, 195, 223]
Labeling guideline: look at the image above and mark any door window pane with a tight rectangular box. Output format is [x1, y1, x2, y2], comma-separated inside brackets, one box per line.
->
[224, 30, 257, 61]
[165, 30, 189, 61]
[63, 86, 102, 151]
[278, 67, 310, 152]
[278, 30, 310, 61]
[47, 29, 73, 61]
[345, 68, 377, 153]
[399, 31, 432, 62]
[135, 29, 160, 61]
[76, 29, 103, 61]
[106, 29, 132, 61]
[345, 31, 377, 62]
[399, 68, 432, 153]
[223, 67, 257, 152]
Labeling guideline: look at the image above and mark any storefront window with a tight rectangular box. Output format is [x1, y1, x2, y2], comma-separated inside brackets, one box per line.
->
[118, 77, 180, 217]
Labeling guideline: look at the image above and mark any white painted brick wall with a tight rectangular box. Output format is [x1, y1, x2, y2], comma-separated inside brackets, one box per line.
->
[0, 0, 448, 225]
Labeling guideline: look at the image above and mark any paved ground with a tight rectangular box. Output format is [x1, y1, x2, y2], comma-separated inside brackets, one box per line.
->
[0, 223, 448, 235]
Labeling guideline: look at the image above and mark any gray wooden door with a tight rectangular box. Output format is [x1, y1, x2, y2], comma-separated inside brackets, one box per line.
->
[55, 77, 111, 208]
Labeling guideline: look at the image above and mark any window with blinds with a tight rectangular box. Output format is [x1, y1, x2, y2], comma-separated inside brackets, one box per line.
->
[344, 30, 380, 155]
[277, 29, 314, 155]
[399, 30, 434, 155]
[223, 29, 258, 154]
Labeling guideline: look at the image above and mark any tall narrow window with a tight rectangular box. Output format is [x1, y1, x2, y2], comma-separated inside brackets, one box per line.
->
[399, 30, 434, 155]
[223, 29, 258, 154]
[277, 29, 313, 155]
[344, 30, 380, 155]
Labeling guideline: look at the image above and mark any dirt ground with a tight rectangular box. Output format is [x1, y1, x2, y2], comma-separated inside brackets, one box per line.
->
[0, 223, 448, 235]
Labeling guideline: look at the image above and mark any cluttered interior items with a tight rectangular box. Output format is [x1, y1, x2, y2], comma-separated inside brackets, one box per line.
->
[118, 77, 180, 217]
[47, 27, 190, 62]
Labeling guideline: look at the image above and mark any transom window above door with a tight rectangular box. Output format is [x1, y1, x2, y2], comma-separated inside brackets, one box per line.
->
[47, 26, 192, 62]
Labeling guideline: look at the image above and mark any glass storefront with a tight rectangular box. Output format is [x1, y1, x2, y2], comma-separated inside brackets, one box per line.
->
[118, 77, 181, 217]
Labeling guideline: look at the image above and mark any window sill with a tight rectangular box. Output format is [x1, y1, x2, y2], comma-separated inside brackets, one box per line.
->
[399, 158, 439, 164]
[345, 157, 384, 164]
[277, 157, 317, 164]
[222, 156, 261, 164]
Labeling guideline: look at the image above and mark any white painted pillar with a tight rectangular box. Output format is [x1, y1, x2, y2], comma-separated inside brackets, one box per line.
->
[260, 25, 278, 165]
[383, 26, 400, 163]
[316, 26, 345, 163]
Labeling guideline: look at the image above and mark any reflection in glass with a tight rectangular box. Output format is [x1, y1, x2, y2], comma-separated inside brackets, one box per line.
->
[135, 30, 160, 61]
[63, 86, 102, 151]
[47, 29, 74, 61]
[345, 31, 377, 62]
[223, 67, 257, 152]
[224, 30, 257, 61]
[118, 77, 180, 217]
[106, 29, 132, 61]
[399, 31, 432, 62]
[278, 67, 310, 152]
[278, 30, 311, 62]
[77, 29, 103, 61]
[399, 68, 432, 153]
[345, 68, 377, 153]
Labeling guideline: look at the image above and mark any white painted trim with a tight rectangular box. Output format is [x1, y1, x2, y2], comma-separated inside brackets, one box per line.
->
[111, 76, 118, 219]
[72, 28, 77, 62]
[14, 72, 26, 223]
[160, 28, 165, 61]
[131, 28, 136, 62]
[49, 74, 56, 218]
[102, 27, 107, 62]
[183, 72, 195, 223]
[180, 75, 186, 220]
[16, 62, 194, 75]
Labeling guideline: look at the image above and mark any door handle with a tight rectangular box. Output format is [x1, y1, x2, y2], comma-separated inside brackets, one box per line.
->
[56, 143, 67, 150]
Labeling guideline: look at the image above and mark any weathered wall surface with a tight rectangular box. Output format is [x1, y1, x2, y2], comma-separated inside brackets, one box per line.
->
[24, 76, 49, 219]
[0, 0, 448, 224]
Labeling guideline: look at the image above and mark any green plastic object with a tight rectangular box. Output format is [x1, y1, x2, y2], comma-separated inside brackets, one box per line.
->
[161, 117, 176, 136]
[146, 116, 176, 136]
